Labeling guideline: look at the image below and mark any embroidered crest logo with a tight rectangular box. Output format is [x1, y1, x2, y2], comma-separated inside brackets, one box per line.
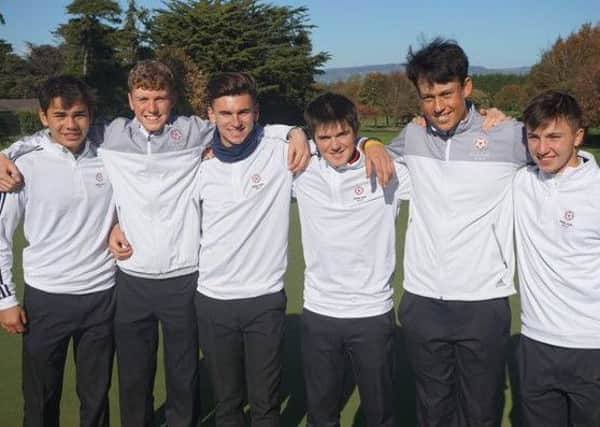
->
[560, 210, 575, 228]
[474, 137, 488, 151]
[564, 210, 575, 221]
[251, 173, 264, 190]
[95, 172, 105, 188]
[353, 184, 366, 201]
[170, 128, 183, 141]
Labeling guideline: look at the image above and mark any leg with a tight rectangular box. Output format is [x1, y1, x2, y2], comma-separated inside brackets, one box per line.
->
[243, 291, 286, 427]
[156, 273, 200, 427]
[517, 336, 568, 427]
[195, 291, 246, 427]
[301, 309, 345, 427]
[114, 270, 158, 427]
[397, 292, 458, 427]
[73, 287, 116, 427]
[564, 347, 600, 427]
[454, 298, 510, 427]
[347, 311, 395, 427]
[22, 285, 72, 427]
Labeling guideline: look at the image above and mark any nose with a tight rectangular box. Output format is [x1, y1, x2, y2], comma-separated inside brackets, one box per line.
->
[231, 114, 242, 127]
[65, 115, 77, 129]
[148, 99, 159, 113]
[433, 97, 444, 113]
[537, 138, 551, 154]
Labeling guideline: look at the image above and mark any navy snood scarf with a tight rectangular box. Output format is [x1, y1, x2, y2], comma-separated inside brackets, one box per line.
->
[212, 125, 264, 163]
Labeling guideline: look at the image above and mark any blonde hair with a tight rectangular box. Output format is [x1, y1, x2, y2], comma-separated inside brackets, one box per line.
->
[128, 60, 175, 92]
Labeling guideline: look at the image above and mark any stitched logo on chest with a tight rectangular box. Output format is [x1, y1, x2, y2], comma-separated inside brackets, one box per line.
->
[469, 136, 490, 160]
[169, 128, 185, 148]
[251, 173, 264, 190]
[560, 210, 575, 228]
[353, 184, 366, 201]
[95, 172, 106, 188]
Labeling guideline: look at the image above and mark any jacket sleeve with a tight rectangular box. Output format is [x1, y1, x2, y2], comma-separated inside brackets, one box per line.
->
[394, 161, 411, 201]
[386, 127, 408, 160]
[1, 134, 43, 161]
[0, 190, 26, 309]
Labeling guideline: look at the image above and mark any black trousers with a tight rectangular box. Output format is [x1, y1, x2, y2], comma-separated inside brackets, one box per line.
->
[114, 270, 199, 427]
[195, 290, 286, 427]
[517, 335, 600, 427]
[397, 291, 510, 427]
[22, 284, 115, 427]
[301, 309, 395, 427]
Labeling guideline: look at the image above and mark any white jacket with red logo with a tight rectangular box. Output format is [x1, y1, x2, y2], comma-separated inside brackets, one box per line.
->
[515, 150, 600, 348]
[0, 130, 115, 309]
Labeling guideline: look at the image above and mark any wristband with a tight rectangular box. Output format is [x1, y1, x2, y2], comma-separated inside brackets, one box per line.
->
[363, 138, 384, 150]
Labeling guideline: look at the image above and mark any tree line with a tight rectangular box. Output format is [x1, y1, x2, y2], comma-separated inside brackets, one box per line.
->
[0, 0, 328, 125]
[1, 2, 599, 129]
[318, 23, 600, 129]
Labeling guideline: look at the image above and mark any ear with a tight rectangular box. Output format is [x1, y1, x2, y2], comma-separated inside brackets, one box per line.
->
[207, 106, 216, 124]
[254, 103, 260, 122]
[462, 76, 473, 98]
[128, 92, 135, 111]
[39, 109, 49, 127]
[574, 128, 585, 148]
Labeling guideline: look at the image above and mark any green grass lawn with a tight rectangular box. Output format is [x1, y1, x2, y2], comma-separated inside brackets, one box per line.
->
[1, 128, 599, 426]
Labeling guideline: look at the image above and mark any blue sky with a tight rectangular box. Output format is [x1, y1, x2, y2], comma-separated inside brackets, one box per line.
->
[1, 0, 598, 69]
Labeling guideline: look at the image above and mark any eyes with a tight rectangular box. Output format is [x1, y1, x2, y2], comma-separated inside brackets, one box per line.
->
[421, 90, 455, 102]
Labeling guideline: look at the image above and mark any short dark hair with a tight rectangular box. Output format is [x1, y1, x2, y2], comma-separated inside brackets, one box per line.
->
[38, 75, 95, 114]
[206, 72, 258, 106]
[304, 92, 359, 137]
[128, 60, 175, 92]
[523, 90, 583, 131]
[406, 38, 469, 88]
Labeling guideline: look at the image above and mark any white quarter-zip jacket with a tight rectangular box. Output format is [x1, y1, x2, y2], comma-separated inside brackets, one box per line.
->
[388, 106, 528, 300]
[196, 130, 292, 300]
[98, 116, 213, 278]
[0, 130, 116, 310]
[294, 146, 410, 318]
[3, 118, 292, 281]
[515, 151, 600, 349]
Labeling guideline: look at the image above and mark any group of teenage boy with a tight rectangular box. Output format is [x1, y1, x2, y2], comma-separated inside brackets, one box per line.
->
[0, 36, 598, 427]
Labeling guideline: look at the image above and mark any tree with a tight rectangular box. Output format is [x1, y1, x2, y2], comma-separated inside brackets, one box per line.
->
[0, 40, 30, 98]
[56, 0, 122, 76]
[150, 0, 330, 123]
[358, 73, 388, 126]
[156, 47, 208, 116]
[56, 0, 125, 117]
[528, 23, 600, 126]
[493, 84, 528, 114]
[115, 0, 152, 66]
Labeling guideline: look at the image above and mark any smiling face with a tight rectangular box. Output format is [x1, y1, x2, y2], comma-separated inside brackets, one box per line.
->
[128, 87, 174, 133]
[527, 117, 584, 174]
[313, 121, 357, 167]
[417, 77, 472, 131]
[208, 94, 258, 147]
[39, 97, 90, 153]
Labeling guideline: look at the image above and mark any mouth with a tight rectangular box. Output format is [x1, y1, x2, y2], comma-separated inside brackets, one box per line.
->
[62, 133, 82, 141]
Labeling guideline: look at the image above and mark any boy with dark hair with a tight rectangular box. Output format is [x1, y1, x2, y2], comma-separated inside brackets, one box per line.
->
[515, 90, 600, 427]
[0, 75, 116, 427]
[194, 71, 302, 427]
[297, 92, 410, 427]
[367, 38, 527, 426]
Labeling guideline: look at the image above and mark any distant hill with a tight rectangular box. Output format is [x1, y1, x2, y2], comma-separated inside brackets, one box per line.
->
[316, 63, 530, 83]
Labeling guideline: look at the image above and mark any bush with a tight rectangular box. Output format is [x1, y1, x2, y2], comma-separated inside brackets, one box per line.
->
[16, 111, 42, 135]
